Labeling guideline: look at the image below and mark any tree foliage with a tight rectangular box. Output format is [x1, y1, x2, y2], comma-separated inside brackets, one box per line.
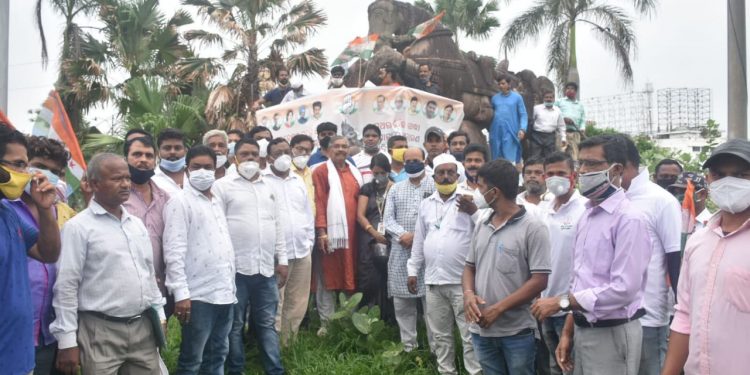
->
[414, 0, 500, 47]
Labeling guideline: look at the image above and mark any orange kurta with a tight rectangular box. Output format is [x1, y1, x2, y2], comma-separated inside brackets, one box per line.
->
[313, 163, 360, 291]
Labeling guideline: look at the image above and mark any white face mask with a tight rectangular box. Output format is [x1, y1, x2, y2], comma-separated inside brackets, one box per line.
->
[216, 154, 228, 169]
[579, 164, 617, 200]
[330, 77, 344, 87]
[273, 154, 292, 172]
[238, 161, 260, 180]
[546, 176, 572, 197]
[472, 187, 496, 209]
[189, 169, 215, 191]
[709, 176, 750, 214]
[293, 155, 310, 170]
[257, 139, 270, 158]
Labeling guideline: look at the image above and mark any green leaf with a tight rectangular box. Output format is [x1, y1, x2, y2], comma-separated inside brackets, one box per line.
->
[344, 292, 363, 310]
[351, 312, 372, 334]
[367, 305, 380, 319]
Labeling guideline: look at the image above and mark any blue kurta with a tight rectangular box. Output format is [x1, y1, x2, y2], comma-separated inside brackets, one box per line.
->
[490, 91, 528, 163]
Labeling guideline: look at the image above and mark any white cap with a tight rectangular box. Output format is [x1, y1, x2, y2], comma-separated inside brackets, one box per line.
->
[432, 153, 459, 170]
[291, 80, 303, 89]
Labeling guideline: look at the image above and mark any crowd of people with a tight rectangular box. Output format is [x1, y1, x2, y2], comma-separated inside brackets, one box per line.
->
[1, 65, 749, 375]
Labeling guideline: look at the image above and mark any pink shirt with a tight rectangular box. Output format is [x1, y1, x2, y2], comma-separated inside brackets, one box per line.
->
[671, 215, 750, 375]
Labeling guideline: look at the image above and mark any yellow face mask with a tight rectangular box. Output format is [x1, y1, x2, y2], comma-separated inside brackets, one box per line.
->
[0, 165, 32, 200]
[391, 148, 406, 163]
[436, 181, 458, 195]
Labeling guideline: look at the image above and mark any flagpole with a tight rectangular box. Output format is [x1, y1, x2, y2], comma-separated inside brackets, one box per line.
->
[0, 0, 9, 112]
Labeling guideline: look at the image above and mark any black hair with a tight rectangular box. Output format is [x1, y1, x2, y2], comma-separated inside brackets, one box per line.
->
[157, 128, 185, 148]
[463, 143, 488, 162]
[325, 135, 347, 150]
[290, 134, 315, 148]
[227, 129, 244, 138]
[362, 124, 381, 137]
[276, 67, 289, 77]
[387, 135, 407, 150]
[313, 101, 322, 109]
[124, 136, 156, 157]
[614, 134, 641, 168]
[522, 157, 544, 174]
[544, 151, 575, 172]
[447, 130, 470, 145]
[0, 122, 28, 160]
[426, 100, 437, 107]
[125, 128, 152, 140]
[654, 158, 684, 175]
[564, 82, 579, 91]
[383, 63, 400, 79]
[234, 136, 260, 156]
[410, 96, 418, 102]
[578, 134, 628, 166]
[418, 62, 432, 70]
[248, 126, 272, 140]
[497, 75, 513, 84]
[267, 137, 289, 156]
[370, 153, 391, 173]
[316, 122, 338, 134]
[477, 159, 519, 201]
[26, 136, 71, 170]
[186, 144, 216, 166]
[444, 104, 454, 110]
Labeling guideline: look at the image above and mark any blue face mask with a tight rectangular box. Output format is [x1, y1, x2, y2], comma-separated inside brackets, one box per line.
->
[160, 157, 186, 173]
[404, 160, 425, 175]
[24, 167, 61, 196]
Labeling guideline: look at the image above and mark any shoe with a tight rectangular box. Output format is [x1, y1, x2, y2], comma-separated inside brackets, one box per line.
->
[317, 326, 328, 337]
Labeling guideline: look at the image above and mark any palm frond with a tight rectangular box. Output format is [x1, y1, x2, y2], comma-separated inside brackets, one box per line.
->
[184, 29, 225, 48]
[501, 1, 554, 52]
[414, 0, 435, 14]
[545, 21, 570, 88]
[35, 0, 49, 66]
[629, 0, 658, 16]
[286, 48, 328, 78]
[83, 133, 124, 154]
[168, 9, 194, 27]
[176, 57, 226, 83]
[222, 46, 244, 61]
[580, 4, 636, 83]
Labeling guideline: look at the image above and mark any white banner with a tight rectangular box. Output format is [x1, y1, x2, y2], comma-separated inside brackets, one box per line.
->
[256, 86, 464, 148]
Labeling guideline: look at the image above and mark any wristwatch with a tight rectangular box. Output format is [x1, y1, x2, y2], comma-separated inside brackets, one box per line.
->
[559, 294, 571, 312]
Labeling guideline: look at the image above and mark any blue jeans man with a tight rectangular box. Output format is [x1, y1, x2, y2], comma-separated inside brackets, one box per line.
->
[472, 329, 537, 375]
[227, 273, 284, 375]
[177, 302, 234, 374]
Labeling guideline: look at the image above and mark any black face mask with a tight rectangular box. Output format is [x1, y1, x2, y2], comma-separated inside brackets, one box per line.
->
[129, 164, 155, 185]
[452, 151, 465, 162]
[656, 178, 677, 189]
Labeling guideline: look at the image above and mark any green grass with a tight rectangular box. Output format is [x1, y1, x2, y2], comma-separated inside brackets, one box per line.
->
[161, 312, 446, 375]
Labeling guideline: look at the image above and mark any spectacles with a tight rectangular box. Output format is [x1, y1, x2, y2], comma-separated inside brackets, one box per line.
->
[577, 159, 609, 169]
[0, 159, 29, 171]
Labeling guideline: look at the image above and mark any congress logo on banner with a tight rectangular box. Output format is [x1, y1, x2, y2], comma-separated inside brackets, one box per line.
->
[256, 86, 464, 149]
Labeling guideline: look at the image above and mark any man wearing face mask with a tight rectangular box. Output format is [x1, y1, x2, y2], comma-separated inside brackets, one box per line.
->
[290, 134, 316, 215]
[388, 135, 409, 182]
[307, 122, 355, 169]
[517, 158, 553, 210]
[264, 138, 315, 346]
[424, 127, 447, 173]
[652, 159, 683, 190]
[615, 135, 682, 375]
[329, 65, 346, 89]
[153, 128, 188, 194]
[462, 159, 551, 375]
[662, 138, 750, 375]
[281, 80, 310, 104]
[383, 147, 436, 352]
[163, 145, 236, 374]
[203, 129, 230, 179]
[122, 136, 172, 312]
[535, 152, 587, 375]
[248, 126, 274, 172]
[352, 124, 389, 184]
[1, 124, 61, 375]
[458, 143, 488, 194]
[667, 172, 711, 232]
[531, 135, 651, 375]
[531, 91, 567, 160]
[407, 154, 482, 375]
[252, 67, 292, 110]
[555, 82, 585, 160]
[213, 138, 287, 375]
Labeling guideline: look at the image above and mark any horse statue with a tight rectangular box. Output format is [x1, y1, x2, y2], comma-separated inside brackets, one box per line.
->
[344, 0, 555, 147]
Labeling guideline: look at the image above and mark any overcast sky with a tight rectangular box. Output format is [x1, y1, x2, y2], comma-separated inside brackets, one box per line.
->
[6, 0, 743, 134]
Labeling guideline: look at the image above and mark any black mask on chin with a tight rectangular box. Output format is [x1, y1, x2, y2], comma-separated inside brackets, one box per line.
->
[656, 178, 677, 190]
[128, 164, 155, 185]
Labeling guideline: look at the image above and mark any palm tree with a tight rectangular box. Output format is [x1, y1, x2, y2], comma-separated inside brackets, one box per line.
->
[34, 0, 108, 133]
[183, 0, 328, 123]
[501, 0, 657, 89]
[414, 0, 500, 48]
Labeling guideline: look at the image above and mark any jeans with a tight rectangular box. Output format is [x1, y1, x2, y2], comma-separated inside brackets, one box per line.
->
[471, 330, 537, 375]
[227, 273, 284, 375]
[541, 315, 569, 375]
[638, 325, 668, 375]
[177, 301, 233, 375]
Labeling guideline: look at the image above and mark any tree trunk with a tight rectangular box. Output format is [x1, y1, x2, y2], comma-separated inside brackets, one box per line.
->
[238, 32, 259, 119]
[567, 22, 580, 97]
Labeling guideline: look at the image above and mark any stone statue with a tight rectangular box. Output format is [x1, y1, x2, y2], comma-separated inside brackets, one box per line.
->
[344, 0, 555, 146]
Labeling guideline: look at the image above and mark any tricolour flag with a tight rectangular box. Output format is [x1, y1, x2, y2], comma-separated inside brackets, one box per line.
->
[408, 10, 445, 40]
[332, 34, 380, 67]
[32, 91, 87, 195]
[679, 179, 697, 255]
[0, 110, 14, 129]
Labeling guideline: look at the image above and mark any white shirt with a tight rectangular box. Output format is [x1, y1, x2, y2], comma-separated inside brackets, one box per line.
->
[516, 190, 553, 219]
[213, 173, 287, 277]
[281, 89, 310, 103]
[152, 166, 185, 195]
[532, 104, 566, 140]
[407, 192, 474, 285]
[50, 200, 165, 349]
[540, 191, 588, 316]
[625, 168, 682, 327]
[163, 184, 236, 304]
[263, 172, 315, 259]
[694, 208, 713, 232]
[351, 150, 390, 184]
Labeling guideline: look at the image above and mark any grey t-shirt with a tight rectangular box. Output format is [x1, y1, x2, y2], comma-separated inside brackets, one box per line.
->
[466, 207, 551, 337]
